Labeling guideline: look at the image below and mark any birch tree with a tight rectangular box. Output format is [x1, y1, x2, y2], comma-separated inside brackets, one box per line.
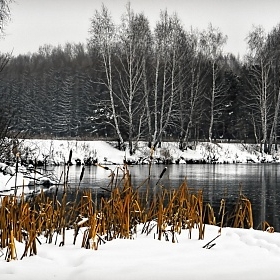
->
[88, 4, 125, 149]
[266, 25, 280, 152]
[178, 29, 207, 149]
[117, 4, 151, 155]
[246, 24, 280, 153]
[200, 24, 227, 142]
[151, 11, 184, 147]
[0, 0, 14, 145]
[246, 26, 274, 152]
[0, 0, 13, 35]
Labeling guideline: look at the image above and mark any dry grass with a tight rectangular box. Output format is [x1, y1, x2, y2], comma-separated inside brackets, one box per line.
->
[229, 186, 254, 229]
[0, 160, 264, 261]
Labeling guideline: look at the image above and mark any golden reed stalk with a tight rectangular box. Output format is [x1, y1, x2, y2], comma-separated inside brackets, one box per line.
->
[0, 164, 264, 261]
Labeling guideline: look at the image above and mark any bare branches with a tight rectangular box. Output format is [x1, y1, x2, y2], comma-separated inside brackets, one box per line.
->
[0, 0, 12, 35]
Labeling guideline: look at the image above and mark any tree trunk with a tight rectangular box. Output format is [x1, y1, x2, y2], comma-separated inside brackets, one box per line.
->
[208, 61, 215, 142]
[268, 88, 280, 154]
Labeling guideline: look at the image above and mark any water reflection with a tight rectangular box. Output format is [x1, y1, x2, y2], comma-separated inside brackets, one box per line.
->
[48, 163, 280, 232]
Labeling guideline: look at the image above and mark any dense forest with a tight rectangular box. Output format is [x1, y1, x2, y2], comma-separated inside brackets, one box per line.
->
[1, 4, 280, 155]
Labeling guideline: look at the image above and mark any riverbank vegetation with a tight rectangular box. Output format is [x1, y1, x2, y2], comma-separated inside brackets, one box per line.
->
[1, 161, 264, 262]
[1, 4, 280, 156]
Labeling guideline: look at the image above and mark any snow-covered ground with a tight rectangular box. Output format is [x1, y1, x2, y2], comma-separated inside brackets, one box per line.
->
[1, 139, 278, 194]
[18, 139, 278, 165]
[0, 223, 279, 280]
[1, 139, 280, 279]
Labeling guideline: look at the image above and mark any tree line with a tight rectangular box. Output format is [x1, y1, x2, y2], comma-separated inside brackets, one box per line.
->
[1, 4, 280, 155]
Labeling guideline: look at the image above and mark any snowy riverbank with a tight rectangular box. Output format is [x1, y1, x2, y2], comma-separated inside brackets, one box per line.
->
[1, 139, 280, 279]
[19, 139, 279, 166]
[1, 138, 278, 195]
[1, 223, 280, 280]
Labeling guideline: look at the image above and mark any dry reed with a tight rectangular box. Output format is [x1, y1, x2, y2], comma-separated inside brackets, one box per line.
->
[0, 161, 267, 261]
[230, 186, 254, 229]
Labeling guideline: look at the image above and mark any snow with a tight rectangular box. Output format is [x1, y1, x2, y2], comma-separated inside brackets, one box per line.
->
[2, 138, 276, 195]
[1, 139, 280, 279]
[1, 138, 279, 200]
[0, 162, 57, 196]
[21, 139, 126, 165]
[0, 223, 279, 279]
[18, 139, 279, 165]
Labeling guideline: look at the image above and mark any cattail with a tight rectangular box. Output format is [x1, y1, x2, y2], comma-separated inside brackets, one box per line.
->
[67, 149, 72, 165]
[79, 166, 85, 183]
[159, 167, 167, 179]
[156, 167, 167, 185]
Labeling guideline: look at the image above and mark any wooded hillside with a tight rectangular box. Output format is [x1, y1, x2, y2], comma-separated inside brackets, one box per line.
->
[1, 4, 280, 155]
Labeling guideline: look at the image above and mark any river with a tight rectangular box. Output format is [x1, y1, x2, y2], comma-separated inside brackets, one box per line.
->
[47, 163, 280, 232]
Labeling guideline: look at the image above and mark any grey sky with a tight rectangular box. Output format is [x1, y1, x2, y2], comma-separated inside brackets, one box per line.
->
[1, 0, 280, 57]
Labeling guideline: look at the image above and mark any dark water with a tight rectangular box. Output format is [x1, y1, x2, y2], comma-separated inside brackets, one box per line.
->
[48, 163, 280, 232]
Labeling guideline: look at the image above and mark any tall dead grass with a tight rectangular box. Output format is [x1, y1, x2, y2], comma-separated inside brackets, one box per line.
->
[0, 160, 260, 261]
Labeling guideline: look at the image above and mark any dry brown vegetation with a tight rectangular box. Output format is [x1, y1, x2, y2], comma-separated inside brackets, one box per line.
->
[0, 162, 262, 262]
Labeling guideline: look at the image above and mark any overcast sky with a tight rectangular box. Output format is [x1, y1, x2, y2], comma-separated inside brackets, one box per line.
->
[1, 0, 280, 58]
